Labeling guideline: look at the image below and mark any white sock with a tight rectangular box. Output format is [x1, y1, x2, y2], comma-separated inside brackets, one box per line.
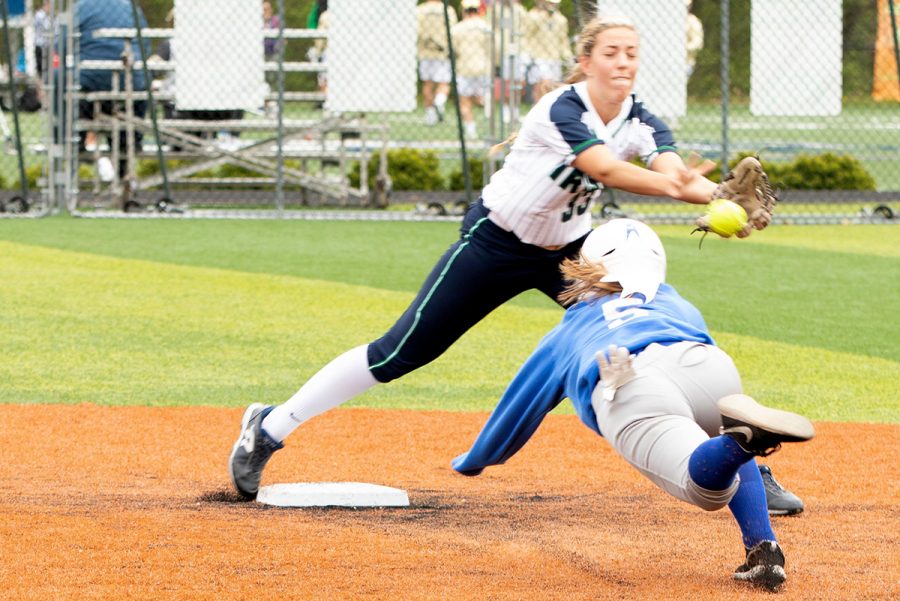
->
[434, 93, 447, 111]
[261, 344, 378, 442]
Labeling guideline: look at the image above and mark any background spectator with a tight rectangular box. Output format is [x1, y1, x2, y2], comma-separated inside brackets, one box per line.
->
[77, 0, 149, 177]
[417, 0, 457, 125]
[452, 0, 492, 139]
[262, 1, 287, 117]
[306, 0, 328, 29]
[150, 9, 175, 119]
[308, 3, 329, 96]
[523, 0, 572, 102]
[262, 1, 283, 63]
[686, 0, 704, 79]
[34, 1, 52, 81]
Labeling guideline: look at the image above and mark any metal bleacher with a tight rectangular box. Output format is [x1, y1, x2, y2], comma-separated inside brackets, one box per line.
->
[72, 26, 388, 213]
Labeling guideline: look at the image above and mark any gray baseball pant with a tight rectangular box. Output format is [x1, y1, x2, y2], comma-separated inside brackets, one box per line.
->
[591, 341, 744, 510]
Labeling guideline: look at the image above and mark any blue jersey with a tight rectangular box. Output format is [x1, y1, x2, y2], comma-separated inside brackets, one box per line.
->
[452, 284, 714, 475]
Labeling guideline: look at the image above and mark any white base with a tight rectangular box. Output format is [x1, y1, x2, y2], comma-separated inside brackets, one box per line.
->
[256, 482, 410, 508]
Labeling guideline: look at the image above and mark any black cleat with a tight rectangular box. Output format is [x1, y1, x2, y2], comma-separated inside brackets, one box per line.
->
[228, 403, 283, 499]
[718, 394, 815, 457]
[733, 540, 786, 592]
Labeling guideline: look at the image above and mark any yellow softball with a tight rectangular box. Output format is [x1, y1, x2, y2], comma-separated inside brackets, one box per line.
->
[705, 199, 749, 237]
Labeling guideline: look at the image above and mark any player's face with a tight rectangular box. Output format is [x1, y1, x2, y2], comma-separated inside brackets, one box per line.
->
[580, 27, 640, 105]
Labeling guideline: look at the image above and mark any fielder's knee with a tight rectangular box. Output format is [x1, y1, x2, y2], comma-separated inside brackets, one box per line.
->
[367, 344, 427, 383]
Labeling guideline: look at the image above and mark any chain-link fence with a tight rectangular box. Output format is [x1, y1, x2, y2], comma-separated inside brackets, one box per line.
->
[1, 0, 898, 222]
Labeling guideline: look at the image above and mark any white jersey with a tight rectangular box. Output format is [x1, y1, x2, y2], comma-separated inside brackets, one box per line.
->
[482, 82, 676, 248]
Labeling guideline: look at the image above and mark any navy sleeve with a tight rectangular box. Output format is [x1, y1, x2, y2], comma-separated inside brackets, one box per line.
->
[630, 100, 677, 154]
[549, 87, 604, 154]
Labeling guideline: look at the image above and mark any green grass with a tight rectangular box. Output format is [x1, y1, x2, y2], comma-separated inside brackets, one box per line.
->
[0, 216, 897, 423]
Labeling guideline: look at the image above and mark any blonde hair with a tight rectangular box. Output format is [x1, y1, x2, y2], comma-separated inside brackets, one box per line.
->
[491, 16, 638, 160]
[489, 131, 518, 158]
[557, 255, 623, 306]
[564, 14, 638, 84]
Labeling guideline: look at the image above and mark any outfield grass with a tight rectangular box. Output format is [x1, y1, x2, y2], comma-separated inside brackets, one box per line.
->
[0, 216, 897, 423]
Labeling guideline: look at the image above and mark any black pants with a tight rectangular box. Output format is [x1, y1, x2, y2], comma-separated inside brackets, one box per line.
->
[78, 98, 147, 151]
[161, 105, 245, 150]
[367, 200, 588, 383]
[35, 46, 45, 78]
[79, 98, 147, 177]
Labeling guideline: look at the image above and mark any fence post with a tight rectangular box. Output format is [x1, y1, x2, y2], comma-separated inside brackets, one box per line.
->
[719, 0, 730, 170]
[1, 0, 30, 205]
[275, 0, 286, 214]
[128, 0, 171, 207]
[443, 0, 472, 204]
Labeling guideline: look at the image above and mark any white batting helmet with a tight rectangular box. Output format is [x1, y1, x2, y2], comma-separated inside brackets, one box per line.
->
[580, 219, 667, 302]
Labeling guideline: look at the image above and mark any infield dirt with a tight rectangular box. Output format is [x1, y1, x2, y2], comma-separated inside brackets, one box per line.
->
[1, 405, 897, 600]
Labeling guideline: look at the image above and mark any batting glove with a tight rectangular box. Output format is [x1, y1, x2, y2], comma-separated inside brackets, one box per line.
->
[596, 345, 637, 402]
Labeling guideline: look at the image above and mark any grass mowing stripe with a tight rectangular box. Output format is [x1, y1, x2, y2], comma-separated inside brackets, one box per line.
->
[713, 333, 899, 424]
[666, 236, 900, 362]
[7, 217, 896, 289]
[3, 220, 898, 362]
[0, 242, 895, 423]
[737, 224, 900, 258]
[0, 215, 456, 292]
[0, 242, 402, 406]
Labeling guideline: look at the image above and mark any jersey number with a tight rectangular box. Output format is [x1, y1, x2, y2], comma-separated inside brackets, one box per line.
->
[602, 296, 648, 329]
[561, 190, 592, 222]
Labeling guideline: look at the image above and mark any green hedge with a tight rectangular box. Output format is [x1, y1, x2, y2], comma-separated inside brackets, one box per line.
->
[707, 152, 876, 191]
[448, 156, 486, 191]
[22, 149, 872, 194]
[350, 149, 489, 192]
[13, 164, 94, 190]
[349, 148, 445, 191]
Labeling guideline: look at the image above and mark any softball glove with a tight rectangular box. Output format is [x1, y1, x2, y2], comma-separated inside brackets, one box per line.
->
[697, 156, 778, 236]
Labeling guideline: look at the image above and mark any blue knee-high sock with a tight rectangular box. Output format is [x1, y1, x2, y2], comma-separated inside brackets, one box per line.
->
[728, 460, 776, 548]
[688, 437, 775, 548]
[688, 434, 753, 490]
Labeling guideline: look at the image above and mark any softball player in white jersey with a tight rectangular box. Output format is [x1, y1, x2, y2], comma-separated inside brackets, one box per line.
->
[229, 15, 784, 508]
[453, 219, 814, 591]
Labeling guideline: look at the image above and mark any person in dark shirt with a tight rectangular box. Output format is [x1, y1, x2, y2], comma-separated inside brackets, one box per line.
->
[77, 0, 149, 175]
